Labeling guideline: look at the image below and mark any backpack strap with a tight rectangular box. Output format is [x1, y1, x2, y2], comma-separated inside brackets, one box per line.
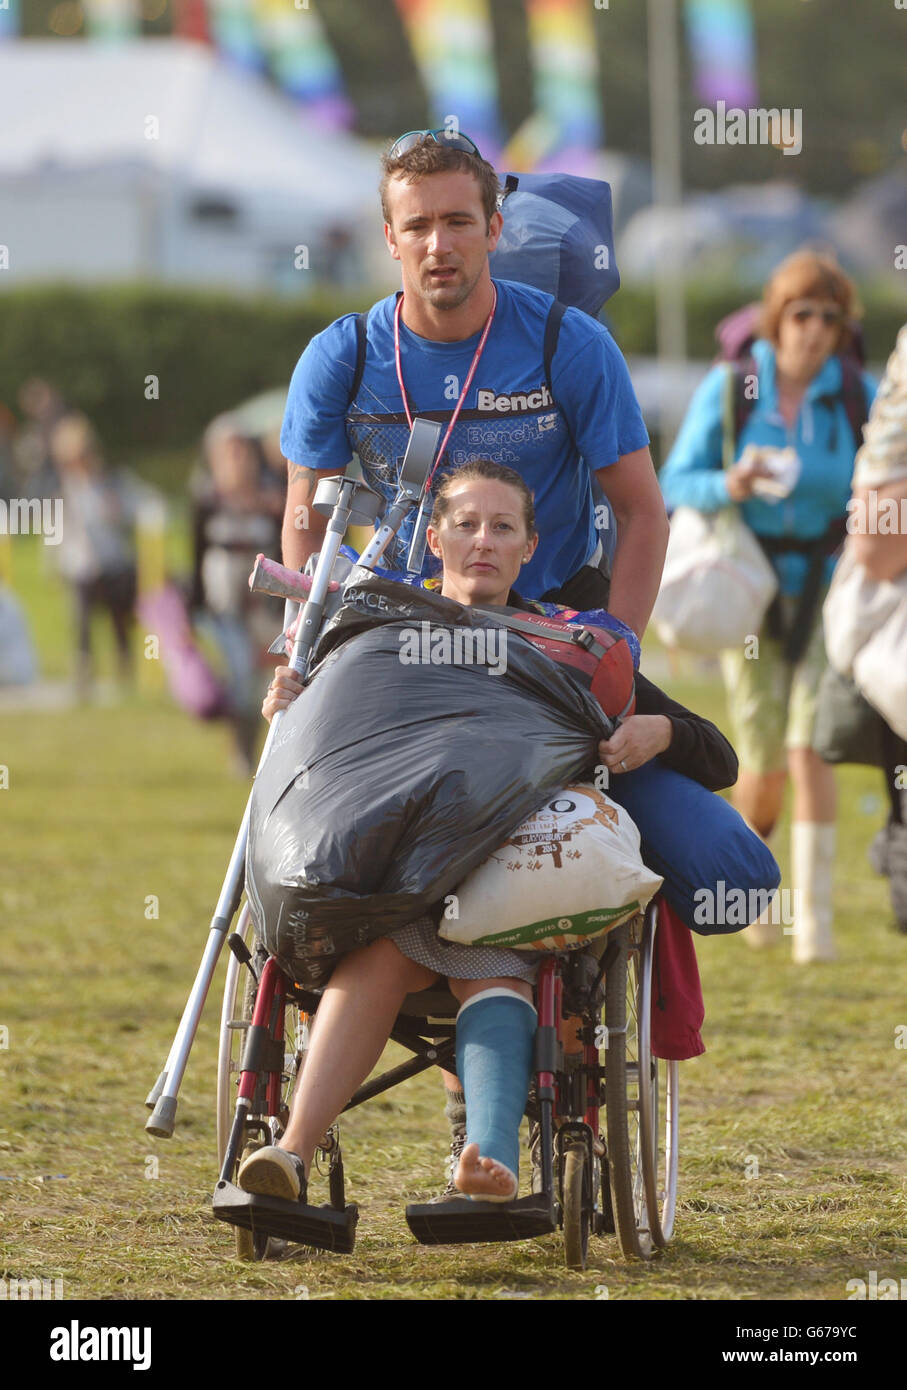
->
[837, 356, 869, 451]
[723, 359, 757, 467]
[471, 604, 611, 661]
[543, 299, 568, 399]
[348, 311, 368, 408]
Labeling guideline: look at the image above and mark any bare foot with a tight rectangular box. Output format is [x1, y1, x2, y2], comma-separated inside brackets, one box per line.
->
[454, 1141, 518, 1202]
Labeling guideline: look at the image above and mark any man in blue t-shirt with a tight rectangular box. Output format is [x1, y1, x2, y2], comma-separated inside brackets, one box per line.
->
[279, 132, 668, 636]
[276, 131, 669, 1202]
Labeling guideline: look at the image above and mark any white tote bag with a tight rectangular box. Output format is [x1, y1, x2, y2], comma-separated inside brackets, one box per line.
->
[439, 784, 663, 952]
[824, 544, 907, 740]
[652, 505, 778, 655]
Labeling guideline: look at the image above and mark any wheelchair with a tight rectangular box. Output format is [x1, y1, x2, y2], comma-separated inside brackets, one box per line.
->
[143, 471, 681, 1270]
[213, 895, 679, 1269]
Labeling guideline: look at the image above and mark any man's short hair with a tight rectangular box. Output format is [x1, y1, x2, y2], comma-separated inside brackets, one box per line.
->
[380, 139, 501, 232]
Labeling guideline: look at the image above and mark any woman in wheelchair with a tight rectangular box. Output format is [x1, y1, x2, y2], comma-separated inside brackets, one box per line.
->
[240, 460, 770, 1207]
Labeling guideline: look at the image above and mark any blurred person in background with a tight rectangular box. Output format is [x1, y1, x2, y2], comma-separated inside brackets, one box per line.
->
[0, 404, 17, 502]
[846, 326, 907, 933]
[50, 413, 139, 698]
[189, 414, 284, 773]
[659, 251, 876, 963]
[15, 377, 70, 501]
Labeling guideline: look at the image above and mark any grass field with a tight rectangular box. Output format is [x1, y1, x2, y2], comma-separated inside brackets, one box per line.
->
[1, 539, 905, 1304]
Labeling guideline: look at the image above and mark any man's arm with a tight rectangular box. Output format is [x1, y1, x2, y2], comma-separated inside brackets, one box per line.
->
[596, 446, 669, 638]
[281, 461, 341, 571]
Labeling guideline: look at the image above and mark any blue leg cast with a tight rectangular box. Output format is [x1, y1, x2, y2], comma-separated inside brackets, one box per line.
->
[455, 988, 537, 1197]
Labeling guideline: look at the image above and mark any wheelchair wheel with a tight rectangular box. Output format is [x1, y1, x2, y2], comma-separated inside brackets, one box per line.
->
[216, 902, 254, 1169]
[561, 1142, 592, 1270]
[216, 902, 308, 1261]
[602, 919, 654, 1260]
[636, 911, 679, 1248]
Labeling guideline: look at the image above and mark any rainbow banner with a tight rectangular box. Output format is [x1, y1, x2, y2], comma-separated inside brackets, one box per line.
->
[522, 0, 601, 173]
[207, 0, 265, 71]
[0, 0, 20, 39]
[685, 0, 758, 109]
[394, 0, 502, 162]
[254, 0, 353, 128]
[82, 0, 140, 38]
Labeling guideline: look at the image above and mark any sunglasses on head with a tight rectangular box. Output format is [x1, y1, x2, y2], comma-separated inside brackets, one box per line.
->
[787, 302, 844, 327]
[388, 128, 482, 159]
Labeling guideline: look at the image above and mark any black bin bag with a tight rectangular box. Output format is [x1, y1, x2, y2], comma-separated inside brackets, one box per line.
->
[245, 571, 610, 987]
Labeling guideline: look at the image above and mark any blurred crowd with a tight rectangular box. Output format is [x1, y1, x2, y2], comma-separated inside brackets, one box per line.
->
[1, 378, 284, 773]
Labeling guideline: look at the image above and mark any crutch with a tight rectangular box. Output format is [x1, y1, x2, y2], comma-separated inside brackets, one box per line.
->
[145, 420, 442, 1137]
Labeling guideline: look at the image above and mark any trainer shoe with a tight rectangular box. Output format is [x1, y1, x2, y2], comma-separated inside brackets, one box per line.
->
[237, 1146, 308, 1203]
[428, 1128, 467, 1203]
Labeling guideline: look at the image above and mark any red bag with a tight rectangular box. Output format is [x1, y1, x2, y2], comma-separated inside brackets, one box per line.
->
[473, 605, 636, 722]
[650, 898, 705, 1062]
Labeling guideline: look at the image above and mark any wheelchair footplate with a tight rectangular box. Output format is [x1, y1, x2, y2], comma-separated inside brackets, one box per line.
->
[405, 1193, 556, 1246]
[213, 1180, 359, 1254]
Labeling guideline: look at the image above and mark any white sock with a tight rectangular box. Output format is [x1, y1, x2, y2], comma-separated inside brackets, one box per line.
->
[790, 822, 836, 963]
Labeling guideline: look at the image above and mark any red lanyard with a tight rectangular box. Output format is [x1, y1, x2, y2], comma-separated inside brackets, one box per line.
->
[393, 283, 497, 487]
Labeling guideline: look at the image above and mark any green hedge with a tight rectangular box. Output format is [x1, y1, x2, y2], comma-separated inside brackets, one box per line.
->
[2, 281, 904, 457]
[607, 280, 907, 359]
[0, 283, 367, 455]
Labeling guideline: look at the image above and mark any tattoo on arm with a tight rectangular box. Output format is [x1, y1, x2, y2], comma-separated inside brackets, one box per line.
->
[287, 462, 316, 488]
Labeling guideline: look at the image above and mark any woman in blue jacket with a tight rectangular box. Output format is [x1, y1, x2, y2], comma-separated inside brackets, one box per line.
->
[659, 251, 876, 963]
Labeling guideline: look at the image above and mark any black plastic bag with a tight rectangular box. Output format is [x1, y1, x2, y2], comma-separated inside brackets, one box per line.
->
[245, 572, 609, 986]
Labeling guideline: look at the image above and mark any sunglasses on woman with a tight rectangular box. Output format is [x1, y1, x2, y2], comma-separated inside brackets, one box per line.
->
[388, 128, 482, 159]
[786, 302, 844, 327]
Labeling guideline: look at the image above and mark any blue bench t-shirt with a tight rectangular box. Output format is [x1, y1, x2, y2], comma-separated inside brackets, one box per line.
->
[280, 279, 649, 597]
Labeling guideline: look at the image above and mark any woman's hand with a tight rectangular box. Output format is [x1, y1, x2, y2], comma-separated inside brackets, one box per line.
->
[262, 664, 304, 722]
[598, 714, 673, 775]
[725, 447, 775, 502]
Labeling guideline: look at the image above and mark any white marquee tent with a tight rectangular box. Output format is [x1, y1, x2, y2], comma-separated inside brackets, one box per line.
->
[0, 40, 395, 292]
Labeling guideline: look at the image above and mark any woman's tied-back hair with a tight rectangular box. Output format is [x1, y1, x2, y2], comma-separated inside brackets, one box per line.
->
[430, 460, 537, 537]
[379, 139, 501, 232]
[759, 249, 862, 354]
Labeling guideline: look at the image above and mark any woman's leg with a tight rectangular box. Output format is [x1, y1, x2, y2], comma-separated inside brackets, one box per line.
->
[720, 633, 793, 944]
[785, 613, 839, 962]
[447, 976, 536, 1201]
[240, 938, 438, 1196]
[733, 769, 788, 840]
[787, 746, 837, 962]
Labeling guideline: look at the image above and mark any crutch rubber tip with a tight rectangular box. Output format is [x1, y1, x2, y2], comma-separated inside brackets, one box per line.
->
[144, 1068, 168, 1110]
[145, 1095, 178, 1138]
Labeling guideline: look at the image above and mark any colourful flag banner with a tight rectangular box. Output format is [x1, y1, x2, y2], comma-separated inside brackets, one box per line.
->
[254, 0, 353, 128]
[685, 0, 757, 109]
[394, 0, 502, 162]
[208, 0, 264, 71]
[523, 0, 601, 173]
[82, 0, 140, 39]
[0, 0, 20, 39]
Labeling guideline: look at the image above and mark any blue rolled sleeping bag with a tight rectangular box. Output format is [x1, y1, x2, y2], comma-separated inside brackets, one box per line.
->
[606, 760, 781, 934]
